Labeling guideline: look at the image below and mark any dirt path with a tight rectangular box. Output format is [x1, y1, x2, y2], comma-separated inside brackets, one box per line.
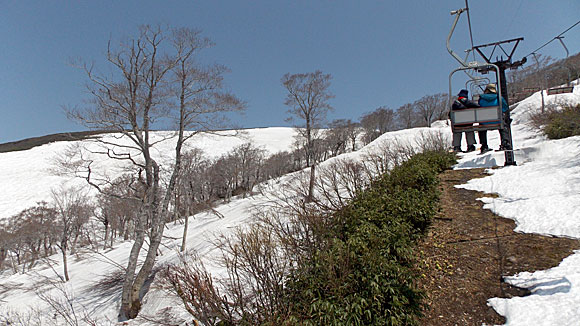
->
[418, 168, 579, 326]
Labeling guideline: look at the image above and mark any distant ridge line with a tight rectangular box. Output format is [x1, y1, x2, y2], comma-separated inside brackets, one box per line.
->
[0, 126, 293, 153]
[0, 130, 111, 153]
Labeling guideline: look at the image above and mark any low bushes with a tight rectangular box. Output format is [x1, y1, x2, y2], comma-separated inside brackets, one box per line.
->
[163, 149, 456, 325]
[283, 150, 455, 325]
[531, 104, 580, 139]
[543, 104, 580, 139]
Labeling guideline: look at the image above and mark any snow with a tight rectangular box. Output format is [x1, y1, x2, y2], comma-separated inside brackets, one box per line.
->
[0, 128, 299, 324]
[0, 127, 296, 222]
[454, 83, 580, 325]
[1, 83, 580, 325]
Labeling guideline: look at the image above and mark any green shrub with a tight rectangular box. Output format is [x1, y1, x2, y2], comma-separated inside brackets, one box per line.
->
[543, 104, 580, 139]
[282, 150, 455, 325]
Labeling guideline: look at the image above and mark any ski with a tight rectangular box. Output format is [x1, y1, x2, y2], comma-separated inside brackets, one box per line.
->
[495, 148, 520, 152]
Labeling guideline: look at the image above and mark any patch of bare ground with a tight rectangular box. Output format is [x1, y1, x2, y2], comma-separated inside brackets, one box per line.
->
[418, 168, 579, 326]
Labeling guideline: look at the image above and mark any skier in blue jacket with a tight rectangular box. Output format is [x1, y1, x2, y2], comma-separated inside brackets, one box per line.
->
[477, 83, 509, 153]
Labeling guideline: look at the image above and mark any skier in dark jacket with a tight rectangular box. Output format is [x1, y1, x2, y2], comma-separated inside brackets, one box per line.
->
[451, 89, 478, 152]
[478, 83, 509, 153]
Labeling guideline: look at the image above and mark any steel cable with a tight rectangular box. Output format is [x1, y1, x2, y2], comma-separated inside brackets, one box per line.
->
[524, 20, 580, 58]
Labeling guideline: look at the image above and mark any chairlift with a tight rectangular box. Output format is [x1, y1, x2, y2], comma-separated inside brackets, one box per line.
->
[546, 36, 575, 94]
[447, 6, 522, 166]
[547, 85, 574, 95]
[466, 76, 491, 102]
[548, 37, 574, 94]
[446, 9, 504, 133]
[448, 63, 504, 133]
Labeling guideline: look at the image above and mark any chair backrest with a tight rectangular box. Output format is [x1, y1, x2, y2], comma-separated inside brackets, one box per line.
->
[547, 86, 574, 95]
[450, 106, 503, 132]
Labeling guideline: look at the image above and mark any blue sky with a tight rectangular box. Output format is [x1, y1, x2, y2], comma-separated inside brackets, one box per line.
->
[1, 0, 579, 142]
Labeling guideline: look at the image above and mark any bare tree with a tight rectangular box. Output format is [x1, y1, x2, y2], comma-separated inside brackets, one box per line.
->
[36, 279, 104, 326]
[310, 158, 368, 212]
[508, 54, 555, 102]
[261, 151, 296, 180]
[0, 227, 8, 270]
[175, 147, 209, 251]
[209, 154, 238, 201]
[361, 139, 415, 177]
[345, 120, 361, 152]
[51, 186, 93, 282]
[1, 202, 58, 273]
[281, 70, 334, 201]
[395, 103, 419, 129]
[325, 119, 360, 154]
[360, 106, 395, 144]
[230, 142, 266, 196]
[65, 26, 244, 320]
[163, 225, 292, 326]
[414, 93, 448, 127]
[96, 175, 142, 247]
[432, 93, 450, 122]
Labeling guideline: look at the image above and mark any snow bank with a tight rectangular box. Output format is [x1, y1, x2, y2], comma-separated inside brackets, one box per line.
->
[453, 82, 580, 325]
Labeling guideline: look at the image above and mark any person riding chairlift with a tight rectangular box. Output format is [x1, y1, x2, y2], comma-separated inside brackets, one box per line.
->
[451, 89, 477, 152]
[477, 83, 509, 153]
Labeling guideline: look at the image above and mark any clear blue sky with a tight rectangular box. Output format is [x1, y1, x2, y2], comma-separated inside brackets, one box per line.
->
[1, 0, 579, 142]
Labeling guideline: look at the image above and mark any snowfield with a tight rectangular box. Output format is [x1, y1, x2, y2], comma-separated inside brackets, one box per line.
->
[1, 83, 580, 325]
[0, 127, 297, 222]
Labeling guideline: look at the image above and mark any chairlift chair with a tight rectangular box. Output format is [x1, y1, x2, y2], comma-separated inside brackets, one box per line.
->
[466, 76, 491, 102]
[547, 85, 574, 95]
[546, 36, 574, 94]
[448, 62, 504, 133]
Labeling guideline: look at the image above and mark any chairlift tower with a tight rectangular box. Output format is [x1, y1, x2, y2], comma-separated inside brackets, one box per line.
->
[472, 38, 526, 166]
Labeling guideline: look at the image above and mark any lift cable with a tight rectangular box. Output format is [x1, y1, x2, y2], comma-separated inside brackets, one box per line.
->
[464, 0, 476, 61]
[524, 19, 580, 59]
[504, 0, 524, 37]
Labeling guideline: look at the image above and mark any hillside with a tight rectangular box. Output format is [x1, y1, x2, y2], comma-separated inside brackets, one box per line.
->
[509, 52, 580, 103]
[0, 124, 455, 324]
[1, 83, 580, 324]
[0, 127, 297, 221]
[0, 131, 115, 154]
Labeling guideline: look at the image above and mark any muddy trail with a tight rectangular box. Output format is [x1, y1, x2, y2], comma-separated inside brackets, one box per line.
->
[418, 167, 579, 326]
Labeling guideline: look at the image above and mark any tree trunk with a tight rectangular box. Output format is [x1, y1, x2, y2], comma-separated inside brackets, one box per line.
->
[119, 208, 147, 321]
[43, 237, 50, 257]
[307, 163, 316, 202]
[181, 208, 189, 252]
[120, 154, 179, 320]
[306, 117, 316, 202]
[0, 248, 6, 270]
[61, 243, 70, 282]
[11, 254, 19, 273]
[123, 221, 165, 320]
[103, 220, 109, 250]
[123, 223, 130, 240]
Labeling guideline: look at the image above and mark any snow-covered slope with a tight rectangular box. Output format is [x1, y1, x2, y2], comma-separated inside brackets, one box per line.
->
[0, 124, 453, 324]
[2, 83, 580, 325]
[0, 127, 296, 222]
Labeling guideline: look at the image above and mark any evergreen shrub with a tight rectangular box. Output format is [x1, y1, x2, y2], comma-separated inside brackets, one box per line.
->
[283, 150, 456, 325]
